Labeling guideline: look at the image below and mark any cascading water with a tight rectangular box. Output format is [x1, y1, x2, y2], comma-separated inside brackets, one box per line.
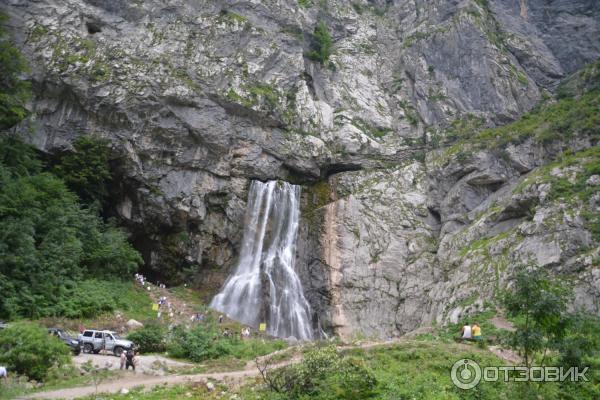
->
[210, 180, 313, 340]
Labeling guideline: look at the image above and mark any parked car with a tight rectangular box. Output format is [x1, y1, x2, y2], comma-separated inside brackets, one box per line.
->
[77, 329, 136, 356]
[48, 328, 81, 355]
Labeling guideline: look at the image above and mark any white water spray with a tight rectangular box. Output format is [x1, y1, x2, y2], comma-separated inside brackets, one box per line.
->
[210, 180, 313, 340]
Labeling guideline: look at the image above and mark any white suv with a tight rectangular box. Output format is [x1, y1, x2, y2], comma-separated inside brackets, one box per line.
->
[78, 329, 135, 356]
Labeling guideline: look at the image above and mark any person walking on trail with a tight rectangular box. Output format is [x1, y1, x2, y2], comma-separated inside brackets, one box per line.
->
[120, 351, 126, 370]
[0, 366, 7, 381]
[125, 350, 135, 371]
[219, 314, 224, 324]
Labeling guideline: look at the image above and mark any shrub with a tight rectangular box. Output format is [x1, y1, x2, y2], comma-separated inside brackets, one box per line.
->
[166, 323, 286, 362]
[0, 13, 31, 130]
[52, 135, 112, 206]
[0, 137, 142, 320]
[261, 345, 377, 399]
[127, 323, 166, 353]
[0, 322, 71, 381]
[167, 323, 221, 362]
[308, 21, 332, 64]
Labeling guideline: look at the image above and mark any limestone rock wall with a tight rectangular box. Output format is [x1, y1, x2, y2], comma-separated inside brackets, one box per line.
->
[3, 0, 599, 337]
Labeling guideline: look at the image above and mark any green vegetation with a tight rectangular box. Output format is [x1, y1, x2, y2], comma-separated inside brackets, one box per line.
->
[0, 136, 142, 319]
[514, 146, 600, 240]
[166, 320, 286, 363]
[218, 10, 248, 25]
[556, 60, 600, 99]
[127, 323, 167, 353]
[442, 89, 599, 157]
[503, 265, 600, 368]
[0, 15, 143, 322]
[351, 117, 392, 139]
[226, 83, 280, 109]
[52, 135, 112, 205]
[351, 2, 387, 16]
[0, 13, 31, 130]
[243, 340, 559, 400]
[308, 21, 333, 65]
[298, 0, 313, 8]
[501, 265, 600, 399]
[257, 345, 376, 399]
[0, 322, 71, 381]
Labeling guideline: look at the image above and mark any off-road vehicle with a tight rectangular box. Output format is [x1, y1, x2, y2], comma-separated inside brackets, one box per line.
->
[77, 329, 135, 356]
[48, 328, 81, 355]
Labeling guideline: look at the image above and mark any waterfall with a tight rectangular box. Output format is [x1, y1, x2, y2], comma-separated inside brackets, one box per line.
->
[210, 180, 313, 340]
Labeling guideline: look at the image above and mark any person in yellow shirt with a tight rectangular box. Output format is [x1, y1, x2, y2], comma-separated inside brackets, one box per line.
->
[472, 323, 482, 341]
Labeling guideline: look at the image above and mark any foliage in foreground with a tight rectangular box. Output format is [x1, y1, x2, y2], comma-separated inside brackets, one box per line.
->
[127, 323, 167, 353]
[0, 322, 71, 381]
[0, 136, 142, 319]
[259, 344, 377, 399]
[502, 264, 600, 400]
[166, 320, 286, 363]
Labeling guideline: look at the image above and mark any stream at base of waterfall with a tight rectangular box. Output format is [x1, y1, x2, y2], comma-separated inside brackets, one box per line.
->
[210, 180, 313, 340]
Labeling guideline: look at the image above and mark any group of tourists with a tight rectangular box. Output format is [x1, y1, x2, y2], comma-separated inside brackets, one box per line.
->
[190, 312, 205, 322]
[157, 296, 175, 319]
[134, 273, 147, 286]
[119, 349, 138, 371]
[458, 322, 482, 341]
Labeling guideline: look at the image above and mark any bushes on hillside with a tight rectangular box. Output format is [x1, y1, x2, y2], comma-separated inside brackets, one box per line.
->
[52, 135, 112, 205]
[260, 345, 377, 399]
[165, 322, 286, 362]
[0, 137, 142, 319]
[308, 21, 332, 64]
[0, 322, 71, 381]
[127, 323, 167, 353]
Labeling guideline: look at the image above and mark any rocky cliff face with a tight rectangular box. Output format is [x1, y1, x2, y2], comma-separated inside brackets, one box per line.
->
[4, 0, 599, 338]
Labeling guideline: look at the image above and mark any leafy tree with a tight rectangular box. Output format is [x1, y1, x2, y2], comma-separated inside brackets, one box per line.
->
[0, 322, 71, 381]
[502, 265, 572, 367]
[258, 345, 377, 399]
[502, 268, 600, 400]
[127, 323, 166, 353]
[0, 137, 142, 319]
[52, 135, 112, 205]
[308, 21, 333, 64]
[0, 13, 31, 130]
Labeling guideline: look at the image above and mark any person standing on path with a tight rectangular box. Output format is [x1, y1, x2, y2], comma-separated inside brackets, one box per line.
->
[120, 351, 126, 370]
[125, 350, 135, 371]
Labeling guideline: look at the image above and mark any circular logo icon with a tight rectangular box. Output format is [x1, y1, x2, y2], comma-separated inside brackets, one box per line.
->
[451, 358, 482, 390]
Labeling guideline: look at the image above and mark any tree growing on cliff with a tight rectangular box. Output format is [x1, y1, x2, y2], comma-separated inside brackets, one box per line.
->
[52, 135, 113, 206]
[0, 12, 30, 130]
[308, 21, 333, 65]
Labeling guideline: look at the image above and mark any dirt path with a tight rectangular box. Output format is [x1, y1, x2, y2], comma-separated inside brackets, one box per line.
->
[21, 339, 408, 400]
[489, 316, 515, 332]
[21, 330, 516, 399]
[21, 358, 297, 400]
[72, 353, 193, 373]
